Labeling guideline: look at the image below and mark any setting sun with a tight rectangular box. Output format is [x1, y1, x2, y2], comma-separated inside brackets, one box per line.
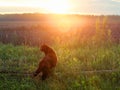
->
[40, 0, 71, 14]
[0, 0, 72, 14]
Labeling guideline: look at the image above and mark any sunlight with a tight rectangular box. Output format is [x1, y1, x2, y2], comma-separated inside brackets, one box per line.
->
[0, 0, 72, 14]
[48, 15, 78, 32]
[40, 0, 71, 14]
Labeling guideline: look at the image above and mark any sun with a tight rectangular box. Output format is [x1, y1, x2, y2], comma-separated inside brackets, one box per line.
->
[41, 0, 71, 14]
[0, 0, 72, 14]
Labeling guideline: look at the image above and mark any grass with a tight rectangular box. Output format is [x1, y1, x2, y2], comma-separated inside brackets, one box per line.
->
[0, 43, 120, 90]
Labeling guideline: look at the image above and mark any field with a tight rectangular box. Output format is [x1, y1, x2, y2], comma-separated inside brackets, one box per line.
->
[0, 14, 120, 45]
[0, 14, 120, 90]
[0, 43, 120, 90]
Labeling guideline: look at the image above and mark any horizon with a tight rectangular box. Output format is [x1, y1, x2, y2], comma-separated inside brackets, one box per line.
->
[0, 0, 120, 15]
[0, 12, 120, 16]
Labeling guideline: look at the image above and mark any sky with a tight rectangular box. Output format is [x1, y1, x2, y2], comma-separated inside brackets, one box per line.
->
[0, 0, 120, 15]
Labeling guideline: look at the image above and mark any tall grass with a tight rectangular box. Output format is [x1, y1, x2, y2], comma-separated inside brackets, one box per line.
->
[0, 43, 120, 90]
[0, 17, 120, 90]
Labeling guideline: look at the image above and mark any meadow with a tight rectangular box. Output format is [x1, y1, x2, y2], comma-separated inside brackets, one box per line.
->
[0, 43, 120, 90]
[0, 14, 120, 90]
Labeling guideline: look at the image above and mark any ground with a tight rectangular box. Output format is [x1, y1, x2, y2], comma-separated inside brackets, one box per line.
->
[0, 43, 120, 90]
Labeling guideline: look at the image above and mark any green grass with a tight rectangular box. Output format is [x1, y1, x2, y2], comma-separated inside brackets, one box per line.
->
[0, 43, 120, 90]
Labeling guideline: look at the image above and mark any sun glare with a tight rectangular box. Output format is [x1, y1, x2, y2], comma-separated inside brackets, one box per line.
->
[0, 0, 72, 14]
[40, 0, 71, 14]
